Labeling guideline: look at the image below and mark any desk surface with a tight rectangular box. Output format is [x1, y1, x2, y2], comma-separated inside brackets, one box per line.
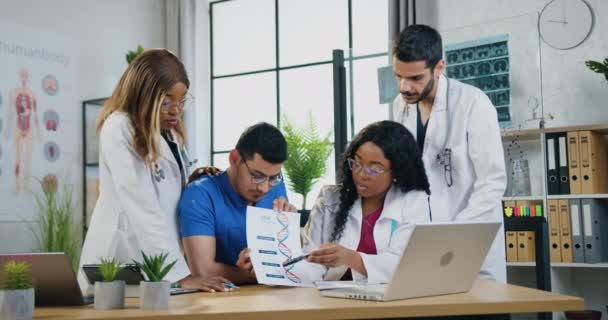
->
[35, 280, 583, 320]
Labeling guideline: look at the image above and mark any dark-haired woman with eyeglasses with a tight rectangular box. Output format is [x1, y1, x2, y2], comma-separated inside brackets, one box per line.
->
[302, 120, 431, 283]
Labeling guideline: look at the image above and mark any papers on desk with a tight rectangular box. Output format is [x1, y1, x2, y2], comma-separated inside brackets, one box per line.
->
[246, 206, 315, 287]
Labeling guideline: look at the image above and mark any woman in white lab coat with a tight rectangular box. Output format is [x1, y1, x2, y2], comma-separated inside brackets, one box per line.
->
[302, 121, 431, 284]
[78, 49, 230, 293]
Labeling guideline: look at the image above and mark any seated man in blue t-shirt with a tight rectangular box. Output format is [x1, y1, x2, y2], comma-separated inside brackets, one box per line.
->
[178, 122, 297, 285]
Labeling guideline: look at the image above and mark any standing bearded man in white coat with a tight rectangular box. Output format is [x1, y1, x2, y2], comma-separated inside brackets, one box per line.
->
[391, 24, 507, 283]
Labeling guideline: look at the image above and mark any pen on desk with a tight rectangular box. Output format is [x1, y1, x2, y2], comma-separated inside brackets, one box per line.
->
[282, 253, 311, 267]
[223, 282, 239, 289]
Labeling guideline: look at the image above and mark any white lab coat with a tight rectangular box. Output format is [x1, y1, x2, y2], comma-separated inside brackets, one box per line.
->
[78, 112, 192, 293]
[302, 185, 431, 284]
[391, 74, 507, 282]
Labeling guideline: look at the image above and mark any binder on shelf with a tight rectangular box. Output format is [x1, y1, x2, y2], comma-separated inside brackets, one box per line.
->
[536, 205, 543, 217]
[530, 206, 536, 216]
[558, 199, 573, 263]
[505, 231, 518, 262]
[516, 231, 536, 262]
[579, 131, 608, 194]
[569, 199, 585, 263]
[545, 133, 560, 195]
[547, 199, 562, 262]
[557, 133, 570, 194]
[567, 131, 582, 194]
[581, 199, 608, 263]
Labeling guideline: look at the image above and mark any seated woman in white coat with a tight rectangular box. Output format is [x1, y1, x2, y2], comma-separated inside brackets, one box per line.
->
[302, 120, 431, 284]
[78, 49, 231, 293]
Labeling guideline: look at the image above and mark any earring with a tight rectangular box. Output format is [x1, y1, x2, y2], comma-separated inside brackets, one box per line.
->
[393, 178, 397, 183]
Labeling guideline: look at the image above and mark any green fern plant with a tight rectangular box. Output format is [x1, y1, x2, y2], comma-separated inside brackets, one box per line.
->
[585, 58, 608, 83]
[126, 45, 145, 64]
[99, 258, 121, 282]
[133, 252, 176, 282]
[1, 261, 33, 290]
[31, 177, 80, 272]
[282, 114, 333, 210]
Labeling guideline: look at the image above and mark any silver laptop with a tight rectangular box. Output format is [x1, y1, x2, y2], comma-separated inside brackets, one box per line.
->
[0, 252, 93, 306]
[320, 221, 501, 301]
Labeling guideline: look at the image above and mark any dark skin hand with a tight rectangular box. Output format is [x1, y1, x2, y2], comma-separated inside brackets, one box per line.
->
[187, 166, 222, 184]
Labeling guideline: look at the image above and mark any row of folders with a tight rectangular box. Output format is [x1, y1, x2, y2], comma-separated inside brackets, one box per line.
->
[506, 199, 608, 263]
[546, 130, 608, 195]
[503, 200, 542, 217]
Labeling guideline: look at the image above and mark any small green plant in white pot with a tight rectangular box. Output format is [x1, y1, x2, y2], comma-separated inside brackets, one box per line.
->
[133, 252, 176, 310]
[0, 261, 34, 320]
[94, 258, 125, 310]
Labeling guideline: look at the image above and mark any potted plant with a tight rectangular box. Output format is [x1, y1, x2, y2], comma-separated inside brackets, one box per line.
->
[585, 58, 608, 83]
[93, 258, 125, 310]
[282, 115, 333, 227]
[126, 45, 145, 64]
[0, 261, 34, 320]
[133, 252, 176, 309]
[30, 177, 81, 271]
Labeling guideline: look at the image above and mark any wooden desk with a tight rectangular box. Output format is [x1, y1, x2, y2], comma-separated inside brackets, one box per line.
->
[35, 280, 583, 320]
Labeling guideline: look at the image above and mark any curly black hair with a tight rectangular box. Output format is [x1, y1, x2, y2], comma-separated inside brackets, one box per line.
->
[330, 120, 430, 242]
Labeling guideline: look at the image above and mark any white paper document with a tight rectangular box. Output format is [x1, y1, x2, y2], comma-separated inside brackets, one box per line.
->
[246, 206, 315, 287]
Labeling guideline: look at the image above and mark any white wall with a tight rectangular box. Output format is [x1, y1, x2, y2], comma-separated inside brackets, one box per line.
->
[0, 0, 166, 252]
[418, 0, 608, 129]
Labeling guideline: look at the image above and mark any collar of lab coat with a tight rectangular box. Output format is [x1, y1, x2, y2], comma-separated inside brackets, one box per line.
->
[158, 130, 184, 173]
[350, 184, 405, 225]
[431, 74, 448, 112]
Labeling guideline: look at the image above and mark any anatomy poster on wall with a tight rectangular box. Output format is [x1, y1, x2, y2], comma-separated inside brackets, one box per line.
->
[0, 21, 78, 221]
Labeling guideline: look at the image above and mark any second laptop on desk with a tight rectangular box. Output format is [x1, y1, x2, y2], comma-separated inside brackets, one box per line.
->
[319, 221, 501, 301]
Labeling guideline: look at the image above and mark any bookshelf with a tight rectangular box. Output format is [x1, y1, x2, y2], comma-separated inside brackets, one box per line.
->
[502, 196, 544, 201]
[82, 98, 107, 236]
[546, 194, 608, 200]
[507, 262, 608, 269]
[501, 123, 608, 320]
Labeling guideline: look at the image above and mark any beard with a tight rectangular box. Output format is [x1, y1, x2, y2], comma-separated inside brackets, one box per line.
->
[401, 74, 436, 105]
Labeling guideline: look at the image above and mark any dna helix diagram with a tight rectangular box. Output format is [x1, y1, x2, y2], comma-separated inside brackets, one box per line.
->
[276, 211, 302, 284]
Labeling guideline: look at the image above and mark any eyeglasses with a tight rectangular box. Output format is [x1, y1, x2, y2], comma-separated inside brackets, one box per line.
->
[347, 158, 388, 178]
[240, 152, 283, 187]
[160, 93, 193, 114]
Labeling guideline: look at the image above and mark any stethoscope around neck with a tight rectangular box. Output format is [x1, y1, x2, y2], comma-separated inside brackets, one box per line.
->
[153, 132, 199, 183]
[153, 148, 198, 183]
[400, 77, 454, 188]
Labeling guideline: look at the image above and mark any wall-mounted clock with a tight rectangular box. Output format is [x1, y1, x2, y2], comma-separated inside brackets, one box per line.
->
[538, 0, 594, 50]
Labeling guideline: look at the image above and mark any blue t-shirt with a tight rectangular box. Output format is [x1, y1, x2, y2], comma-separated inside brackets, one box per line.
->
[178, 171, 288, 266]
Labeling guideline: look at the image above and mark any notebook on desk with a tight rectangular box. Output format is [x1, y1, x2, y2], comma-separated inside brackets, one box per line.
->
[0, 252, 93, 306]
[319, 221, 501, 301]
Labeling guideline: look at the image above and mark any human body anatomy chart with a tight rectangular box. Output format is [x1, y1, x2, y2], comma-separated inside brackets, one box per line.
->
[0, 21, 78, 221]
[246, 206, 315, 287]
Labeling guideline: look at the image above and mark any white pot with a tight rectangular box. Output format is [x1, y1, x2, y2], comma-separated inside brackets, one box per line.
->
[0, 288, 35, 320]
[139, 281, 170, 309]
[94, 281, 125, 310]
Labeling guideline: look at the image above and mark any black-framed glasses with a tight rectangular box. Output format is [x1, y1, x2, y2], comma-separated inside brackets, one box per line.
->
[239, 152, 283, 187]
[160, 93, 194, 114]
[347, 158, 388, 178]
